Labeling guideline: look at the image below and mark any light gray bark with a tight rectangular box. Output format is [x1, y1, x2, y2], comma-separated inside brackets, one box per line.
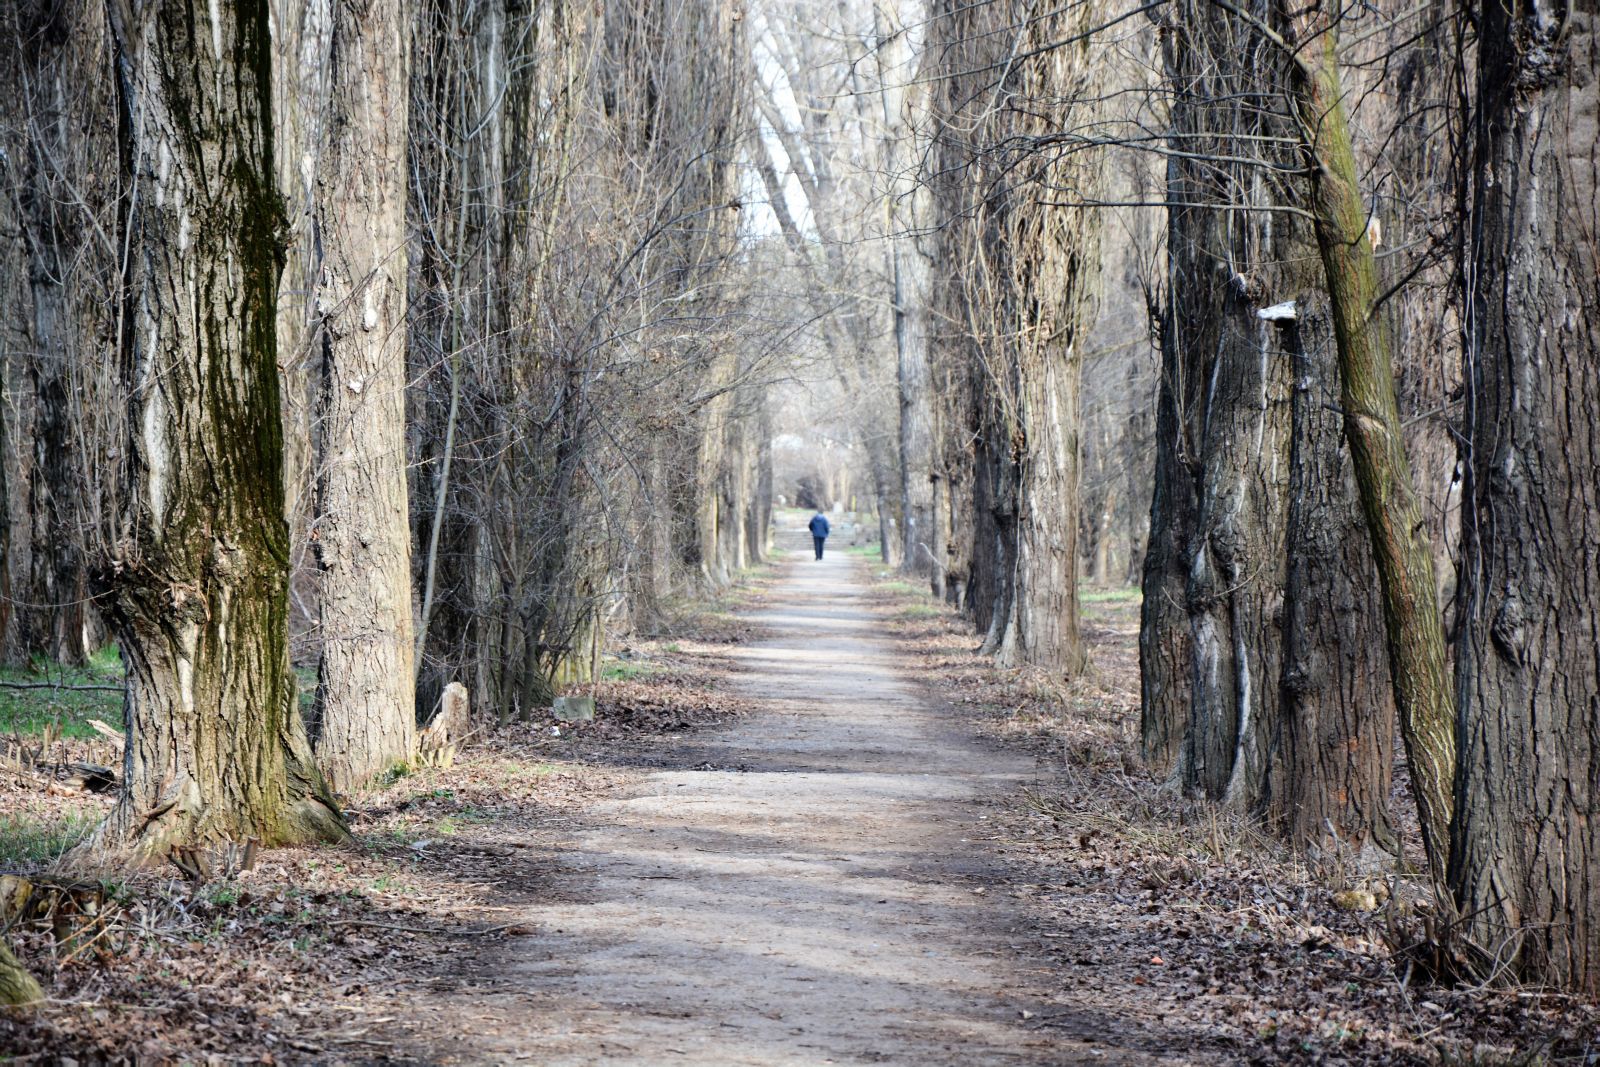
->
[312, 0, 417, 791]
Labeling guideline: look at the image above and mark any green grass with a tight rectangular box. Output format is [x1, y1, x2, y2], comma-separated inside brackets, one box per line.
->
[843, 542, 885, 560]
[0, 812, 97, 866]
[897, 603, 941, 620]
[294, 665, 317, 715]
[601, 660, 657, 681]
[876, 580, 924, 598]
[1079, 586, 1141, 605]
[0, 645, 125, 739]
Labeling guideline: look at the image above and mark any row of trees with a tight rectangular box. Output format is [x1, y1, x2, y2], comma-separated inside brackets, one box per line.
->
[1134, 0, 1598, 991]
[876, 0, 1597, 993]
[0, 0, 1594, 1000]
[0, 0, 773, 860]
[756, 0, 1597, 995]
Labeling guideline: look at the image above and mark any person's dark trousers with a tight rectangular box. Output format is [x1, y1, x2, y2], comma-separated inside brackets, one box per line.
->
[813, 536, 826, 560]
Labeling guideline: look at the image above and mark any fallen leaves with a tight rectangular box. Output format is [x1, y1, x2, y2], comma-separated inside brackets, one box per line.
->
[0, 600, 763, 1062]
[873, 575, 1600, 1064]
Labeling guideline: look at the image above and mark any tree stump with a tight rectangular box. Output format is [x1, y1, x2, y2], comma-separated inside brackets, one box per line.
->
[418, 682, 471, 763]
[552, 696, 595, 722]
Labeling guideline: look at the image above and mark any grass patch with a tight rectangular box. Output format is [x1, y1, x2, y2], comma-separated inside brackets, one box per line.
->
[293, 665, 317, 715]
[897, 603, 941, 620]
[601, 660, 657, 682]
[1079, 587, 1140, 605]
[0, 645, 125, 739]
[0, 811, 97, 867]
[876, 580, 925, 598]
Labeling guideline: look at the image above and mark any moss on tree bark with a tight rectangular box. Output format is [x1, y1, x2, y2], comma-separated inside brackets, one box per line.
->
[80, 0, 346, 864]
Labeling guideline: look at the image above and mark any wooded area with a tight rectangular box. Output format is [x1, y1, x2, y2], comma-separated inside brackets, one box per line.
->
[0, 0, 1597, 1049]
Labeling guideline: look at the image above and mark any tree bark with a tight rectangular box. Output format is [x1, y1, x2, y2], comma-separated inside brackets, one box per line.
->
[1178, 290, 1293, 805]
[1271, 301, 1396, 866]
[1138, 305, 1197, 773]
[83, 0, 345, 861]
[1152, 0, 1301, 806]
[1142, 0, 1300, 790]
[1132, 310, 1196, 777]
[1284, 8, 1455, 876]
[1450, 0, 1600, 990]
[311, 0, 416, 791]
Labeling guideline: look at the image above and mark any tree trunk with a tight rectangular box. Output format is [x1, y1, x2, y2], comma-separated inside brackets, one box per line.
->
[312, 0, 416, 791]
[1138, 306, 1196, 774]
[866, 438, 898, 568]
[1147, 0, 1301, 805]
[1271, 301, 1396, 866]
[1450, 0, 1600, 990]
[0, 72, 25, 666]
[4, 0, 115, 667]
[892, 228, 933, 577]
[270, 0, 332, 654]
[984, 340, 1089, 674]
[1285, 11, 1455, 876]
[922, 0, 1100, 671]
[1178, 291, 1293, 805]
[84, 0, 345, 861]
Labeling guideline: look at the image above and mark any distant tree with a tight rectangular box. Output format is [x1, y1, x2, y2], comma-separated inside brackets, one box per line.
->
[0, 0, 116, 667]
[920, 0, 1104, 673]
[83, 0, 344, 859]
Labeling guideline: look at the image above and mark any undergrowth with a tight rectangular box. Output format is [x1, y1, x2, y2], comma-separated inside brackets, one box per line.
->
[0, 645, 124, 739]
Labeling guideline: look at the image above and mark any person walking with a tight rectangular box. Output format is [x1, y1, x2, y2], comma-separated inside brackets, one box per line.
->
[808, 510, 831, 561]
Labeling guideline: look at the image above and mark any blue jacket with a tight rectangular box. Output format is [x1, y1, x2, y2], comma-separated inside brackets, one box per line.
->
[808, 514, 830, 538]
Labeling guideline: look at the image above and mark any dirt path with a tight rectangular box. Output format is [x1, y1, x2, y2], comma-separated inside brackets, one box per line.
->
[414, 525, 1171, 1065]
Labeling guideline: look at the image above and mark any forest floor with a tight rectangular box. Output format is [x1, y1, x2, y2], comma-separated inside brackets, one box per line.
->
[1, 515, 1598, 1063]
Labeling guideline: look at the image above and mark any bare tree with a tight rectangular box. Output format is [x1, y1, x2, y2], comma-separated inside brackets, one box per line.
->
[919, 0, 1107, 672]
[0, 0, 116, 667]
[83, 0, 344, 859]
[311, 0, 417, 790]
[1450, 0, 1600, 989]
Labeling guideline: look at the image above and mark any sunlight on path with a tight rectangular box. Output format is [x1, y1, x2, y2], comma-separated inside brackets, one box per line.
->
[437, 517, 1167, 1066]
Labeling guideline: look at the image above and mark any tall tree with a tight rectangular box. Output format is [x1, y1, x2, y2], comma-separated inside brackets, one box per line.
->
[920, 0, 1104, 673]
[84, 0, 344, 859]
[1142, 0, 1300, 798]
[1281, 0, 1456, 874]
[1271, 301, 1396, 865]
[0, 0, 116, 667]
[311, 0, 416, 790]
[1450, 0, 1600, 990]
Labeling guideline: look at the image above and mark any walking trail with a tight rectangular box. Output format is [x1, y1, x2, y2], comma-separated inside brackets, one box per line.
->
[420, 521, 1164, 1065]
